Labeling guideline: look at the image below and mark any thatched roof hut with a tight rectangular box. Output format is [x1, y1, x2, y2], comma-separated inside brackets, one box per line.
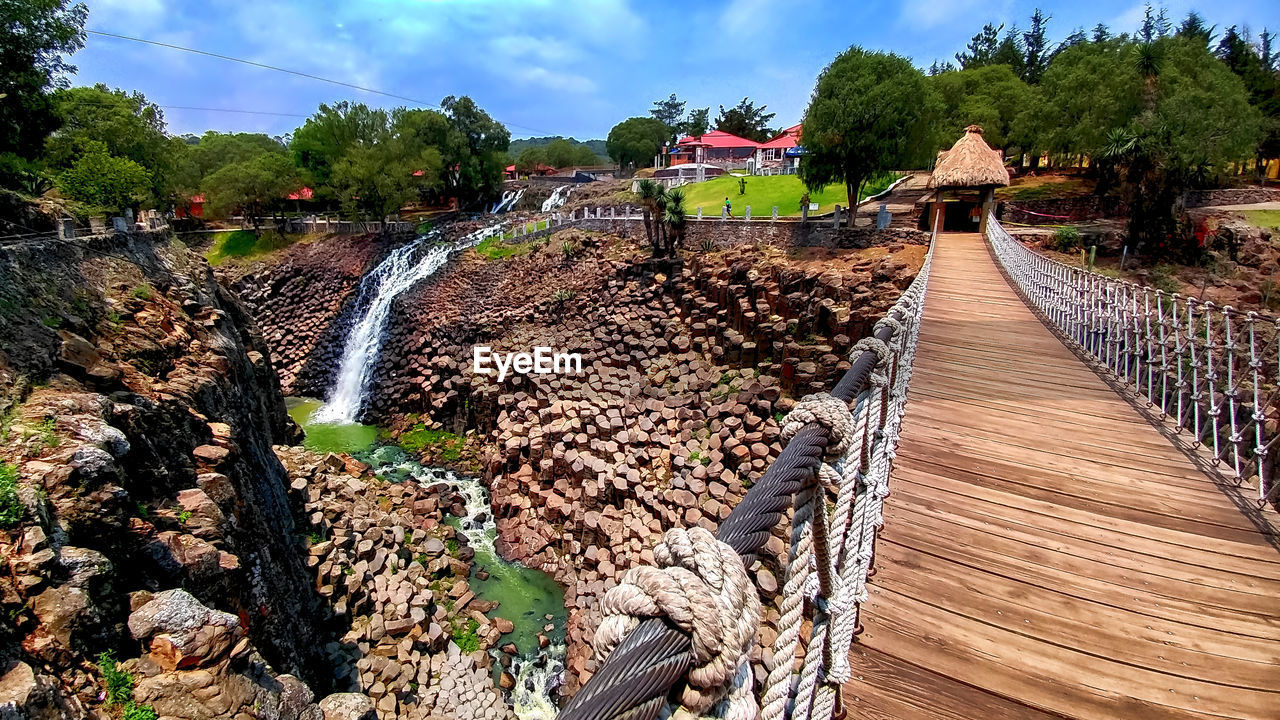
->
[928, 125, 1009, 189]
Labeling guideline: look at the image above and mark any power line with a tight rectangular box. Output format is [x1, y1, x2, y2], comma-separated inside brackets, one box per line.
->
[86, 29, 550, 134]
[160, 105, 308, 118]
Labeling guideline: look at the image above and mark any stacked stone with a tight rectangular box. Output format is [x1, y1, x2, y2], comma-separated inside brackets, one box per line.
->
[276, 447, 513, 720]
[228, 233, 389, 395]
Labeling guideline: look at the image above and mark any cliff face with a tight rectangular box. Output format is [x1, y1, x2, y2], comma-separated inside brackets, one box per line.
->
[0, 232, 329, 706]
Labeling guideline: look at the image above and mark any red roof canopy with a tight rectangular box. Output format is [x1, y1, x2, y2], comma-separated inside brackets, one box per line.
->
[286, 186, 314, 201]
[759, 124, 802, 150]
[676, 130, 761, 150]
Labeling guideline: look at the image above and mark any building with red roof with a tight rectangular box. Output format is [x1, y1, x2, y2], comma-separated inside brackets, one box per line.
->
[670, 126, 803, 174]
[672, 130, 761, 170]
[757, 124, 803, 174]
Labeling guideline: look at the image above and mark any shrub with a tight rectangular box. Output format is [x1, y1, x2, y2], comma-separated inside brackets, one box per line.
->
[122, 702, 158, 720]
[451, 617, 481, 653]
[96, 651, 134, 707]
[550, 288, 575, 305]
[1148, 264, 1182, 294]
[561, 240, 579, 258]
[130, 284, 153, 301]
[0, 463, 22, 527]
[700, 237, 715, 253]
[1051, 226, 1081, 252]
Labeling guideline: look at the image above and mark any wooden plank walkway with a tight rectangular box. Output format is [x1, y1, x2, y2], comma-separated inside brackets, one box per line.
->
[842, 233, 1280, 720]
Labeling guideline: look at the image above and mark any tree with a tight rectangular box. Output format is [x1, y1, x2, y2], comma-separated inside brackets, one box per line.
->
[201, 152, 299, 234]
[56, 140, 150, 214]
[992, 25, 1027, 77]
[0, 0, 86, 189]
[1092, 23, 1111, 43]
[1022, 9, 1052, 83]
[570, 145, 600, 166]
[714, 98, 776, 142]
[1025, 40, 1142, 161]
[799, 47, 939, 218]
[681, 108, 710, 138]
[516, 147, 547, 173]
[606, 117, 668, 169]
[1176, 11, 1216, 48]
[956, 23, 1003, 69]
[661, 187, 687, 257]
[543, 138, 578, 168]
[439, 95, 509, 208]
[635, 179, 660, 252]
[290, 101, 390, 197]
[1045, 37, 1262, 260]
[45, 85, 176, 206]
[650, 93, 686, 131]
[330, 143, 438, 220]
[932, 65, 1037, 152]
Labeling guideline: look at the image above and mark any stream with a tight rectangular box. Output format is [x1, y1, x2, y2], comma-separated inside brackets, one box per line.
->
[287, 400, 568, 719]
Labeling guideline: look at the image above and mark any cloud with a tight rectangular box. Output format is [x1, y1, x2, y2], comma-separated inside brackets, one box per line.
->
[510, 66, 596, 93]
[897, 0, 986, 30]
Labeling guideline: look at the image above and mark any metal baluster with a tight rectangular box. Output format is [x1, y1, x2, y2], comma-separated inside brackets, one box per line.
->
[1223, 309, 1243, 481]
[1204, 303, 1221, 460]
[1174, 295, 1188, 431]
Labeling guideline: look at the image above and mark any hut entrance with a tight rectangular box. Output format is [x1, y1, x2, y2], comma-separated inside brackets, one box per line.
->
[936, 190, 986, 232]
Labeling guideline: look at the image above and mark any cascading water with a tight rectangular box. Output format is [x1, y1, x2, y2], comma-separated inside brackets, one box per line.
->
[363, 446, 567, 719]
[541, 186, 572, 212]
[312, 224, 502, 424]
[491, 188, 525, 214]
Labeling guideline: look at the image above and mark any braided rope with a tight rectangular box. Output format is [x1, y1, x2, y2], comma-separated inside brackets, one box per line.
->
[562, 233, 935, 720]
[595, 527, 762, 717]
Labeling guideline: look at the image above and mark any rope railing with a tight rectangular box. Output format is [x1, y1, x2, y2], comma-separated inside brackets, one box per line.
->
[557, 231, 936, 720]
[987, 215, 1279, 507]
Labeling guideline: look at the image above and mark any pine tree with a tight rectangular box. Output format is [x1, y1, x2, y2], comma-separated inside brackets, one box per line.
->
[1022, 9, 1052, 83]
[1176, 11, 1216, 48]
[1092, 23, 1111, 43]
[955, 23, 1003, 68]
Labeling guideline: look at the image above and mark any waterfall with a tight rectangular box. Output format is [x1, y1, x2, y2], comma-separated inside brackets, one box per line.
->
[541, 186, 572, 212]
[490, 191, 514, 214]
[312, 224, 502, 424]
[491, 188, 525, 214]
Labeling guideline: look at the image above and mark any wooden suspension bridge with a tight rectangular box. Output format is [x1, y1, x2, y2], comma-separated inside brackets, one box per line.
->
[560, 223, 1278, 720]
[842, 232, 1280, 719]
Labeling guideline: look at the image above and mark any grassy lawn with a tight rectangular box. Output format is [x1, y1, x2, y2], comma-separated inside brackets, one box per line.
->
[674, 173, 898, 218]
[475, 235, 539, 260]
[1239, 209, 1280, 229]
[204, 229, 301, 266]
[995, 175, 1095, 202]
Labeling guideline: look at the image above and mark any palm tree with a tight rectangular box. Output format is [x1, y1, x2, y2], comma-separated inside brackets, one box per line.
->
[662, 188, 688, 257]
[1133, 42, 1164, 111]
[636, 179, 660, 249]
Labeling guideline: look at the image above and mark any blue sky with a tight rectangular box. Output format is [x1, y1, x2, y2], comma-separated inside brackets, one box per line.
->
[73, 0, 1279, 140]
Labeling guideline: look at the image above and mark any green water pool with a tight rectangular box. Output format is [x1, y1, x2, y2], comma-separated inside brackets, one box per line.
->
[286, 397, 567, 659]
[286, 398, 379, 453]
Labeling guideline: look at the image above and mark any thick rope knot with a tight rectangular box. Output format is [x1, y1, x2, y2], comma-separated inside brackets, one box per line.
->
[851, 336, 892, 388]
[594, 527, 762, 716]
[781, 394, 856, 458]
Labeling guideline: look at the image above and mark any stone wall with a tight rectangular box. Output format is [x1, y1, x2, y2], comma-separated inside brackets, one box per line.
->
[1186, 186, 1280, 207]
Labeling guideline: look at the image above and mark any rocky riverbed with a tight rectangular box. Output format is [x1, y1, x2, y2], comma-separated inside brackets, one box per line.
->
[236, 219, 926, 701]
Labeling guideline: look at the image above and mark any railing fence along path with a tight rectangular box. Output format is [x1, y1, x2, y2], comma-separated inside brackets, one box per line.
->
[556, 232, 936, 720]
[987, 216, 1279, 506]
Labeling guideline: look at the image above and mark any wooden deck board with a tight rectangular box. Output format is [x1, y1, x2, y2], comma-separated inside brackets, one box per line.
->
[842, 233, 1280, 719]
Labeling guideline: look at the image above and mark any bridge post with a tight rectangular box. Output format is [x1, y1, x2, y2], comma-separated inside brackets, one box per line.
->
[833, 204, 842, 228]
[745, 205, 751, 222]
